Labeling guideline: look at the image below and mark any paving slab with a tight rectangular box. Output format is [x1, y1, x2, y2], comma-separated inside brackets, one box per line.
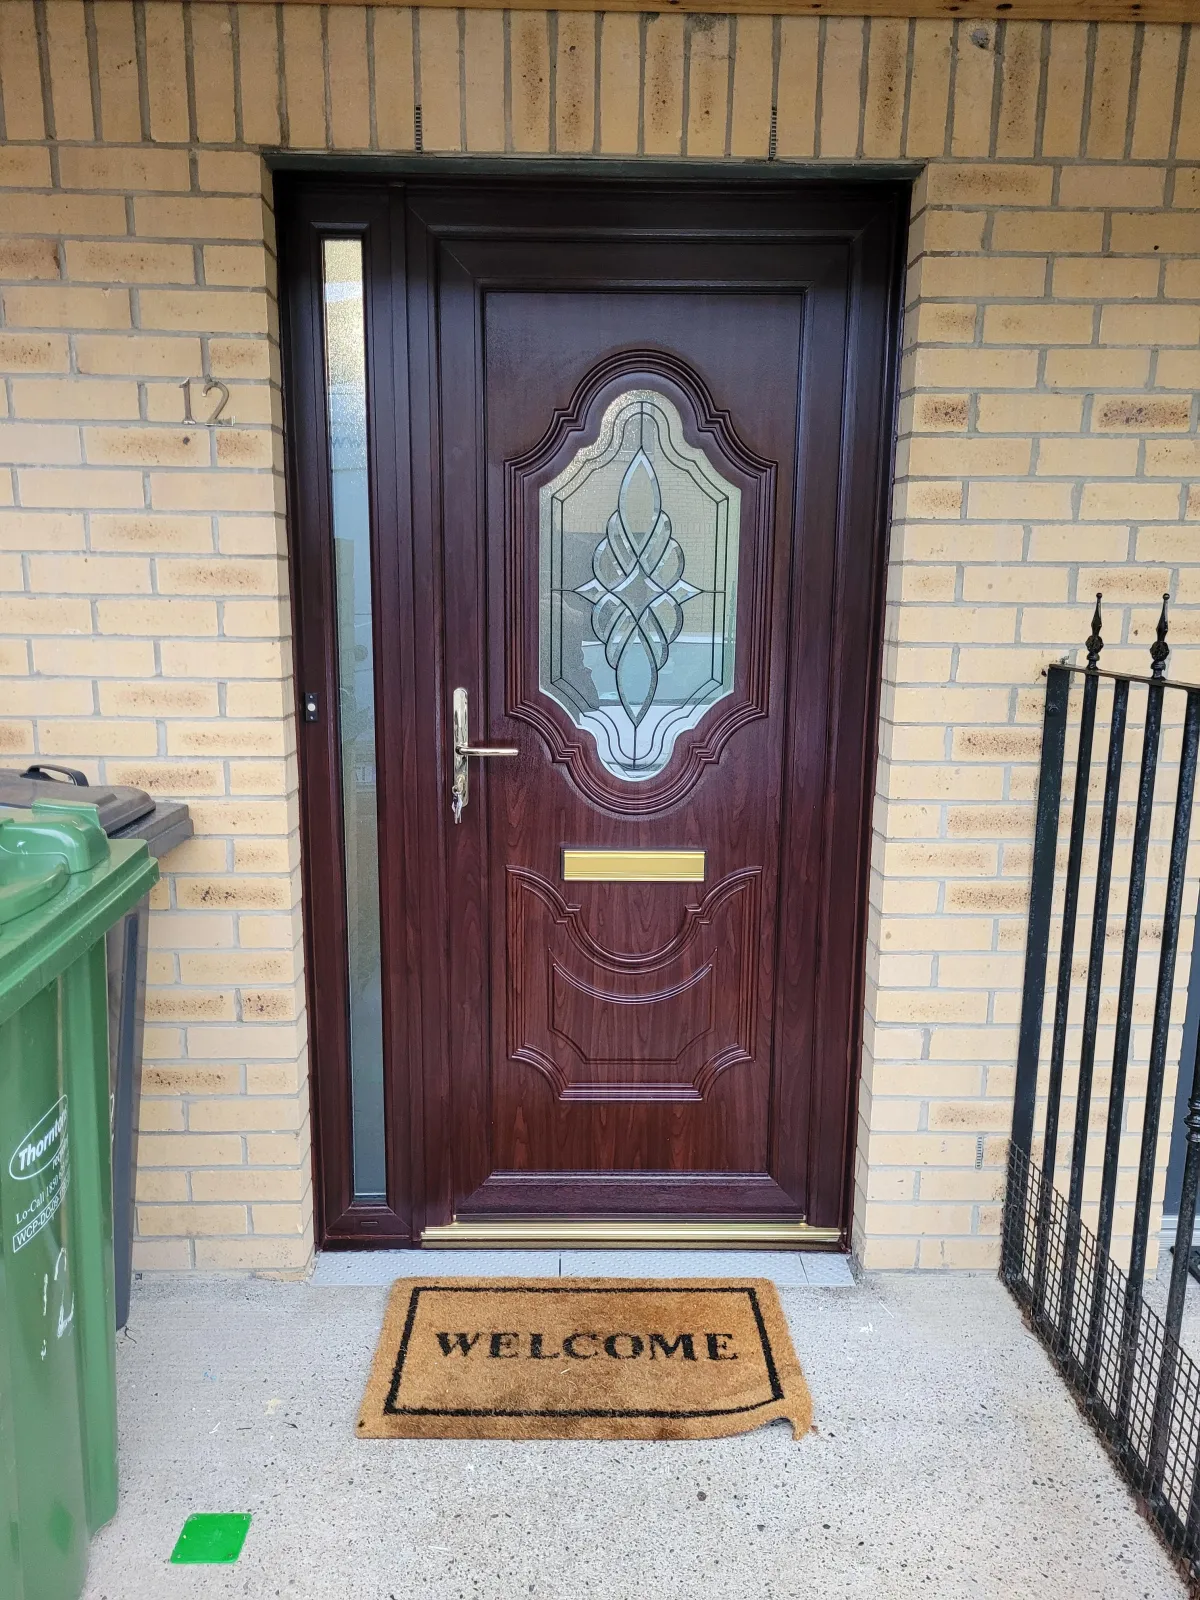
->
[311, 1249, 565, 1284]
[85, 1271, 1185, 1600]
[310, 1248, 853, 1288]
[556, 1248, 837, 1285]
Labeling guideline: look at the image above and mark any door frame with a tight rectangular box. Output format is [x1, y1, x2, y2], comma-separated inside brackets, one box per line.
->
[278, 167, 909, 1250]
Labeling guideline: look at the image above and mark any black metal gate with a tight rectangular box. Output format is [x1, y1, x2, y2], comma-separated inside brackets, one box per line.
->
[1003, 594, 1200, 1587]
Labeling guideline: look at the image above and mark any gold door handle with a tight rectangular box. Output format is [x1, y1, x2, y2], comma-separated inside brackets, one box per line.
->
[451, 687, 518, 824]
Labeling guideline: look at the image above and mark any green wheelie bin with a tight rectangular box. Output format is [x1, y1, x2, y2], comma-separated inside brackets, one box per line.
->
[0, 802, 158, 1600]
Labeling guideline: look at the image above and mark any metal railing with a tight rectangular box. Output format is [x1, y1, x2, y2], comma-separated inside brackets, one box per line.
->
[1003, 594, 1200, 1589]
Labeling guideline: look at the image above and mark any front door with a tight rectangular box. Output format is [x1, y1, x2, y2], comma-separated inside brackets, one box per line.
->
[283, 178, 905, 1247]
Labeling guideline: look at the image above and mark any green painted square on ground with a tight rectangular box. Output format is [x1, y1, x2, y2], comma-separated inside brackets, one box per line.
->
[170, 1512, 252, 1564]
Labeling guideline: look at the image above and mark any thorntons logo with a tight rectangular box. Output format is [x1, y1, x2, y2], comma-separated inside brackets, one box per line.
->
[8, 1096, 68, 1181]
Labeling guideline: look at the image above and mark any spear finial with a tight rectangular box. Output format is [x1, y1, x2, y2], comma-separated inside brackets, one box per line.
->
[1150, 592, 1170, 681]
[1085, 593, 1104, 670]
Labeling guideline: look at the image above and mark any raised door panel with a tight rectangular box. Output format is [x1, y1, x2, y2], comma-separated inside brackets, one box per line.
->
[507, 865, 761, 1103]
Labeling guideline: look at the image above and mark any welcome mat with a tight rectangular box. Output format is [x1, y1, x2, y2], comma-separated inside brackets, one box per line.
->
[357, 1279, 812, 1441]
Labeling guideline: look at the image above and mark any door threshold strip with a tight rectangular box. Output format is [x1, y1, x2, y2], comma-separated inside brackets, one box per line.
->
[419, 1220, 842, 1249]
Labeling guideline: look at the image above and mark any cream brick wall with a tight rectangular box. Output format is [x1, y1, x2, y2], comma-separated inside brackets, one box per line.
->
[0, 4, 1198, 1272]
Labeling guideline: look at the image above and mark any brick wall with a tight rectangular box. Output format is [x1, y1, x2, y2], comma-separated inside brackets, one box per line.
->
[0, 3, 1197, 1272]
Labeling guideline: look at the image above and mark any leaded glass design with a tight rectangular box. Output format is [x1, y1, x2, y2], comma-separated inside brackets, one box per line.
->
[539, 388, 741, 782]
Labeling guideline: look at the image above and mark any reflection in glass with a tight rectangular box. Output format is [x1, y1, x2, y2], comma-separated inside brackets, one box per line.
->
[539, 388, 741, 782]
[322, 238, 385, 1201]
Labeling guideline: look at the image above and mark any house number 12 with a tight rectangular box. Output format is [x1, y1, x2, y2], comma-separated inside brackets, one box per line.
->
[180, 379, 230, 425]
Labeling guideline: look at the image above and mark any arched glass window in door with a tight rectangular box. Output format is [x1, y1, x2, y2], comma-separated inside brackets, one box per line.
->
[539, 388, 741, 782]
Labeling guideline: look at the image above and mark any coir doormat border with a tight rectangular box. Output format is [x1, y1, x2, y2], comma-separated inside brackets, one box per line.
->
[357, 1278, 813, 1441]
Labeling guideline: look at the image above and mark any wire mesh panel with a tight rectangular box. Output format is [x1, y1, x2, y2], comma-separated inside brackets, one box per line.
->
[1005, 1147, 1200, 1581]
[1005, 595, 1200, 1594]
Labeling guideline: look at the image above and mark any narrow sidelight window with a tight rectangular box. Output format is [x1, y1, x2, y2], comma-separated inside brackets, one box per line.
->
[321, 238, 385, 1200]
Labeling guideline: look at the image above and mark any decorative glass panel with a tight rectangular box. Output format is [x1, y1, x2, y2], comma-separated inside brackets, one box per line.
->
[539, 388, 741, 782]
[322, 238, 386, 1202]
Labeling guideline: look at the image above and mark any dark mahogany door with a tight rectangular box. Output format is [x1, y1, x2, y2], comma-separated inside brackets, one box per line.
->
[404, 183, 904, 1235]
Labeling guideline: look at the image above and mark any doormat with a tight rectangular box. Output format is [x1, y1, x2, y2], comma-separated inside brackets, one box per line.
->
[357, 1279, 812, 1441]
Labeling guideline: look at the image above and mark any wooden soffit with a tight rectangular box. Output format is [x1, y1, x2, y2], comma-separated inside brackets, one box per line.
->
[210, 0, 1200, 20]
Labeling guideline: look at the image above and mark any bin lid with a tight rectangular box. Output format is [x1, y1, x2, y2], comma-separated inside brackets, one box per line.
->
[0, 803, 110, 925]
[0, 766, 154, 834]
[0, 806, 159, 1031]
[109, 799, 193, 857]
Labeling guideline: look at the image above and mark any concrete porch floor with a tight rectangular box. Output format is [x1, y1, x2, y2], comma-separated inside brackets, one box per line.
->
[86, 1265, 1187, 1600]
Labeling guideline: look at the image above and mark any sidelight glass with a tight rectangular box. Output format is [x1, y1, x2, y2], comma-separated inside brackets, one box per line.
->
[539, 388, 741, 782]
[322, 237, 386, 1201]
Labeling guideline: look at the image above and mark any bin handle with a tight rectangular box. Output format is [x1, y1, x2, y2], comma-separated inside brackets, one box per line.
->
[20, 763, 89, 786]
[0, 863, 68, 925]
